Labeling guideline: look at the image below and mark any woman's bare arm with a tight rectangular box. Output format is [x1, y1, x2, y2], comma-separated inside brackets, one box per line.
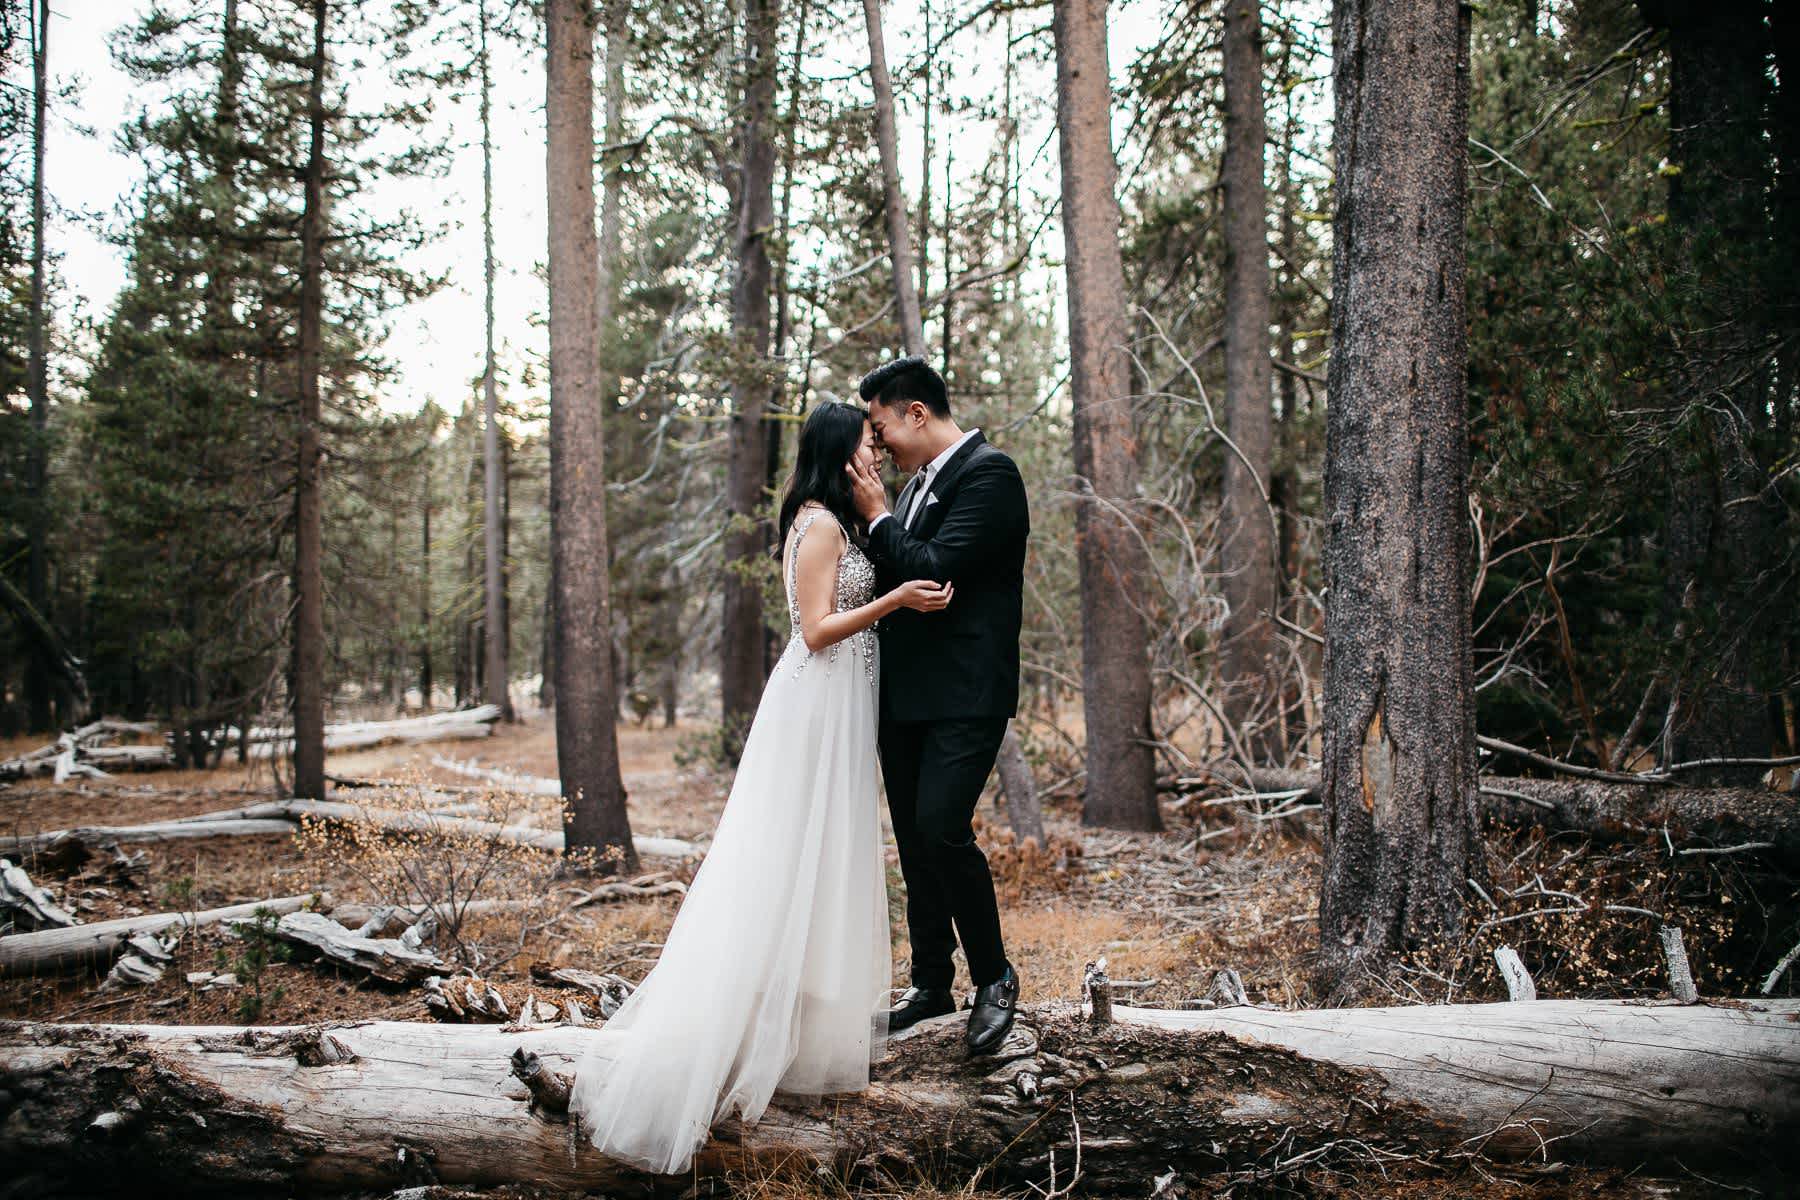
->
[792, 509, 951, 653]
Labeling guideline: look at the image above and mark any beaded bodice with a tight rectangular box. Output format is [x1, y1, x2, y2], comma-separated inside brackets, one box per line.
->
[782, 507, 878, 684]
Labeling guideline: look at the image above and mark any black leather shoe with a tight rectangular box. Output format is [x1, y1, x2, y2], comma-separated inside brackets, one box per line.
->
[966, 964, 1020, 1055]
[886, 986, 956, 1033]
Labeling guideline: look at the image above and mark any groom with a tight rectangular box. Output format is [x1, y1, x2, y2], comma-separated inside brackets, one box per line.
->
[846, 356, 1029, 1056]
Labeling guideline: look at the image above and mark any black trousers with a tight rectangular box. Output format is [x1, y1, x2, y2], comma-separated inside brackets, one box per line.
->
[878, 715, 1010, 991]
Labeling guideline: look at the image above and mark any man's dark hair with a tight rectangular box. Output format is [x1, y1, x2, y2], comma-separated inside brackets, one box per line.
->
[857, 355, 950, 418]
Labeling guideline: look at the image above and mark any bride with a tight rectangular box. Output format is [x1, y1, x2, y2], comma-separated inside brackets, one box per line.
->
[567, 400, 953, 1175]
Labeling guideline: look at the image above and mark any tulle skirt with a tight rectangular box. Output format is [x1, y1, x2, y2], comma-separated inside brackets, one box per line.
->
[566, 632, 890, 1175]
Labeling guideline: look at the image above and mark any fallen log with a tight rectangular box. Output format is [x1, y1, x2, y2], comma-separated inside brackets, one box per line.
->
[0, 998, 1792, 1193]
[242, 706, 504, 760]
[0, 818, 303, 865]
[1169, 767, 1800, 868]
[254, 799, 697, 860]
[0, 799, 696, 867]
[1, 709, 505, 781]
[0, 892, 327, 978]
[430, 754, 561, 796]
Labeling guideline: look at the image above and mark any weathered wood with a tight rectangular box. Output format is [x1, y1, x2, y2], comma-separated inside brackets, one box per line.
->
[0, 999, 1792, 1192]
[1493, 945, 1536, 1002]
[0, 799, 694, 865]
[267, 910, 445, 984]
[0, 892, 326, 978]
[1660, 925, 1699, 1004]
[0, 856, 76, 929]
[1181, 766, 1800, 868]
[1, 818, 299, 862]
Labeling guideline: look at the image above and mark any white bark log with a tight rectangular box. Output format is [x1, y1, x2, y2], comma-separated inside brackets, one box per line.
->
[0, 800, 694, 865]
[0, 892, 327, 977]
[1, 999, 1792, 1191]
[430, 754, 562, 796]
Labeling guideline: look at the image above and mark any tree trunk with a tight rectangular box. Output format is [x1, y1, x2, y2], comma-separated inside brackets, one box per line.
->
[1052, 0, 1160, 832]
[24, 0, 50, 732]
[420, 448, 434, 707]
[996, 723, 1046, 846]
[2, 1001, 1793, 1192]
[479, 0, 513, 723]
[1643, 0, 1779, 786]
[546, 0, 636, 873]
[861, 0, 924, 353]
[1218, 0, 1277, 756]
[290, 0, 329, 802]
[1317, 0, 1477, 981]
[718, 0, 782, 748]
[596, 1, 627, 389]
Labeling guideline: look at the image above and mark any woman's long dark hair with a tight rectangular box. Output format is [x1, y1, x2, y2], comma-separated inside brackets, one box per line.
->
[776, 400, 870, 554]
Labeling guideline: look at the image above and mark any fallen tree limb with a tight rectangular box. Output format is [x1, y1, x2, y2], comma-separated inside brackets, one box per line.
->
[1165, 767, 1800, 868]
[0, 799, 696, 868]
[265, 910, 445, 984]
[0, 857, 77, 930]
[252, 799, 697, 860]
[2, 709, 506, 781]
[0, 892, 327, 978]
[0, 998, 1792, 1193]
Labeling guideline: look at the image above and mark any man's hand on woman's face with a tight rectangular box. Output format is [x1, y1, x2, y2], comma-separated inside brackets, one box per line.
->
[845, 456, 888, 524]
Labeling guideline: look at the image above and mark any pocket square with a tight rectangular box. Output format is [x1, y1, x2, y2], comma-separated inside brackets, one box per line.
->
[924, 493, 939, 507]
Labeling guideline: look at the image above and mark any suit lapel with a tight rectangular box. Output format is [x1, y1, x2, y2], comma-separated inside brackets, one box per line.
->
[912, 432, 987, 537]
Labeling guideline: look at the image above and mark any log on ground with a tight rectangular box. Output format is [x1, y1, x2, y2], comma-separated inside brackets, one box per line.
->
[0, 892, 327, 978]
[1178, 768, 1800, 868]
[0, 799, 696, 867]
[0, 998, 1793, 1194]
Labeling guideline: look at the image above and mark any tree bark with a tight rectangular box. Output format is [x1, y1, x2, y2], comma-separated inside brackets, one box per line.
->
[478, 0, 513, 723]
[861, 0, 924, 353]
[23, 0, 51, 733]
[420, 448, 434, 706]
[289, 0, 329, 802]
[718, 0, 782, 747]
[1318, 0, 1477, 979]
[2, 1001, 1793, 1191]
[1640, 0, 1780, 785]
[996, 724, 1046, 846]
[1218, 0, 1277, 755]
[546, 0, 636, 873]
[1052, 0, 1160, 831]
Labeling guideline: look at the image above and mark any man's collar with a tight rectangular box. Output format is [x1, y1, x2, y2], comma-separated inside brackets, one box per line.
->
[923, 427, 980, 477]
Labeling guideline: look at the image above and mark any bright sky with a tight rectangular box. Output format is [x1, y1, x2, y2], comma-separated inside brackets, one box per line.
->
[39, 0, 1169, 416]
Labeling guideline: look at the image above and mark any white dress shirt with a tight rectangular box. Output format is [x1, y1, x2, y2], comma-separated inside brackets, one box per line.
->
[872, 428, 981, 531]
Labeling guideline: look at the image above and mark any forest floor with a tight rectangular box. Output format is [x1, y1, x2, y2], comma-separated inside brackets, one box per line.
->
[0, 713, 1769, 1199]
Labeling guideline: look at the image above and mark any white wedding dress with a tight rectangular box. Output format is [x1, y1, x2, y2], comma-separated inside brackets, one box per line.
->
[567, 507, 891, 1175]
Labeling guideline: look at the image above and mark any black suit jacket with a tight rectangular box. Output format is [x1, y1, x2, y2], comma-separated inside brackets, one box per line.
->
[866, 432, 1029, 722]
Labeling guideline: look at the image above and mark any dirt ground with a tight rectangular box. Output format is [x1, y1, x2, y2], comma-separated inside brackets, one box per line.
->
[0, 715, 1768, 1198]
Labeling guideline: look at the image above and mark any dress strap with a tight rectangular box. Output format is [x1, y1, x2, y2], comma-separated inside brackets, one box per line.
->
[785, 508, 825, 607]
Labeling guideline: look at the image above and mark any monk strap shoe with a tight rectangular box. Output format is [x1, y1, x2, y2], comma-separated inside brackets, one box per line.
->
[966, 963, 1020, 1055]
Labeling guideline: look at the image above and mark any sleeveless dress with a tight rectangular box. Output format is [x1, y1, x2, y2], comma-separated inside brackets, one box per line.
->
[566, 507, 891, 1175]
